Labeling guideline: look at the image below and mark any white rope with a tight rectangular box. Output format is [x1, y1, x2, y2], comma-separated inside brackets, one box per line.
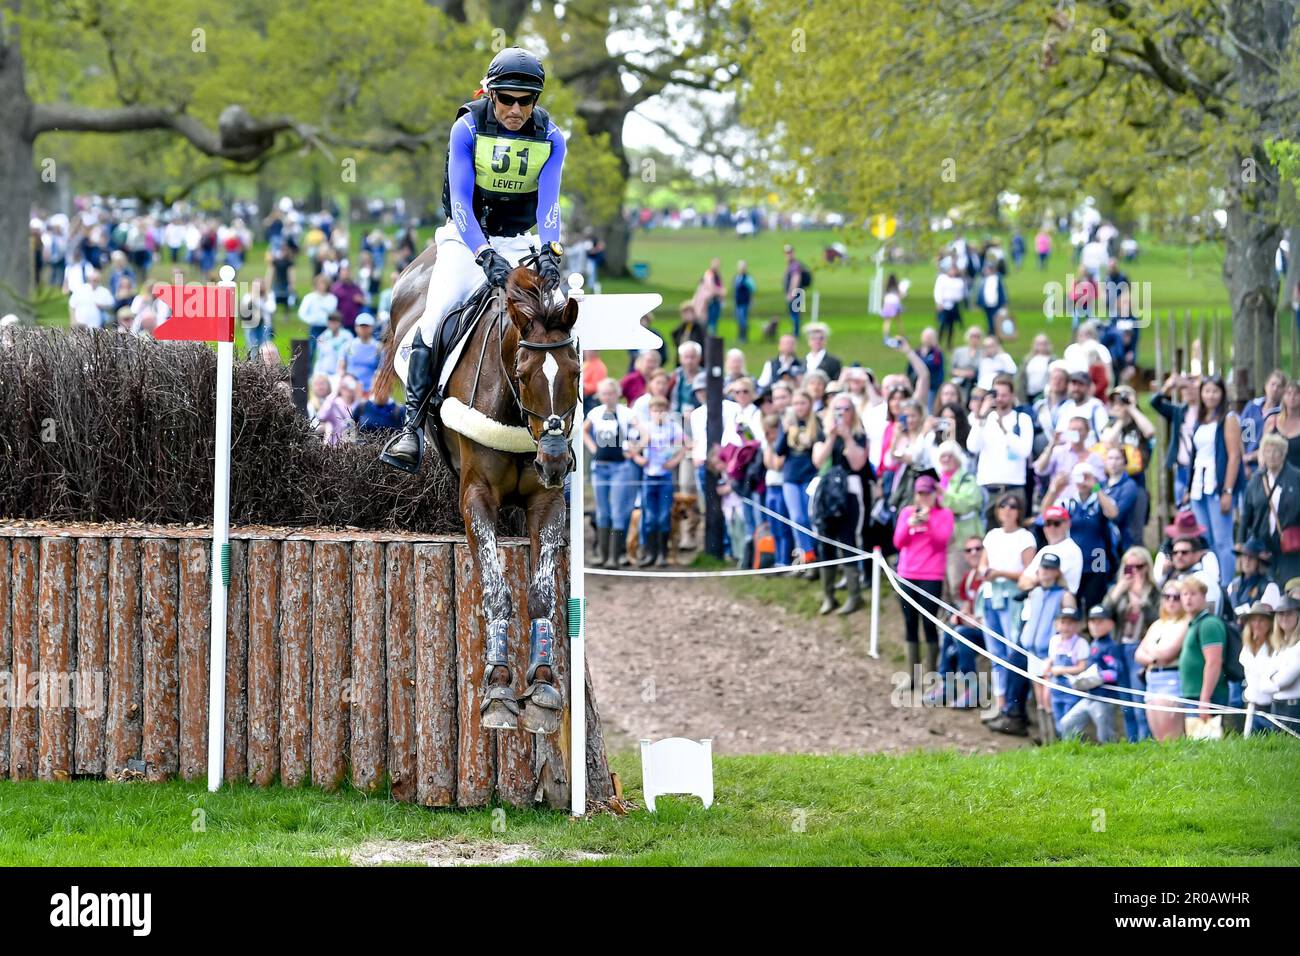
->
[586, 551, 865, 577]
[881, 557, 1300, 724]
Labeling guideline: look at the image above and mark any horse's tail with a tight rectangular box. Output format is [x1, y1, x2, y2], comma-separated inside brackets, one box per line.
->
[373, 328, 399, 398]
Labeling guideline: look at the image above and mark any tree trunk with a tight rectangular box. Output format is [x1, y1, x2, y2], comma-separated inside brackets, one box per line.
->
[1224, 146, 1281, 388]
[0, 36, 35, 318]
[574, 102, 632, 277]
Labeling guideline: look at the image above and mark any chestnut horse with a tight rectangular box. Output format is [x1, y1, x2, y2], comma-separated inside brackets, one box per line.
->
[375, 249, 579, 734]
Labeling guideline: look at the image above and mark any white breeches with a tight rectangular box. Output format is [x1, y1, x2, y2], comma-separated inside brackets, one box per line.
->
[408, 223, 537, 349]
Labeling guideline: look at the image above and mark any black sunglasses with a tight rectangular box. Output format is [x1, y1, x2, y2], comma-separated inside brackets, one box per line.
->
[1045, 520, 1064, 528]
[494, 91, 538, 107]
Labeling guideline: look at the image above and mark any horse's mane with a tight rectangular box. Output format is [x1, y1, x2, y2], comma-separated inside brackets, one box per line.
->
[505, 268, 571, 335]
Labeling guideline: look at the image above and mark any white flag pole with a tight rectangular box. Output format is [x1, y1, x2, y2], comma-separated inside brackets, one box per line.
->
[207, 265, 237, 793]
[569, 419, 587, 817]
[565, 278, 662, 817]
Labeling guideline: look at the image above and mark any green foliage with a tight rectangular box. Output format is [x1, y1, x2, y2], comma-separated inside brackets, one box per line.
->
[732, 0, 1299, 239]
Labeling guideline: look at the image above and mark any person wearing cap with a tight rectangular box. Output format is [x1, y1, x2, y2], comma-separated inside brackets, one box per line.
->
[1177, 577, 1230, 728]
[1048, 457, 1120, 611]
[1155, 516, 1223, 612]
[1057, 606, 1124, 743]
[1018, 505, 1083, 593]
[384, 47, 566, 470]
[1044, 605, 1092, 739]
[991, 551, 1072, 736]
[1053, 369, 1108, 444]
[340, 312, 381, 396]
[892, 472, 955, 683]
[1238, 601, 1279, 734]
[967, 374, 1033, 524]
[1135, 579, 1192, 740]
[583, 378, 635, 568]
[1226, 539, 1282, 617]
[1241, 432, 1300, 587]
[1259, 597, 1300, 724]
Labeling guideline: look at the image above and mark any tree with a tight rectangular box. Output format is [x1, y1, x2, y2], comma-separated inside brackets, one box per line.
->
[737, 0, 1299, 377]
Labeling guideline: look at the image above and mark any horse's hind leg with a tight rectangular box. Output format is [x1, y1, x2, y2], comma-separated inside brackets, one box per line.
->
[463, 480, 519, 730]
[520, 493, 566, 735]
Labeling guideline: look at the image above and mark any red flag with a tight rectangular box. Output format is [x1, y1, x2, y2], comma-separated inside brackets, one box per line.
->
[152, 282, 236, 343]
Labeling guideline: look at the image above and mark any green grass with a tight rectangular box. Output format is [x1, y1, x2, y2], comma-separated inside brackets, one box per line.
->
[0, 739, 1295, 865]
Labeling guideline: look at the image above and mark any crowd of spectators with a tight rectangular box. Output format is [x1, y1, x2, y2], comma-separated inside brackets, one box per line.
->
[583, 226, 1298, 746]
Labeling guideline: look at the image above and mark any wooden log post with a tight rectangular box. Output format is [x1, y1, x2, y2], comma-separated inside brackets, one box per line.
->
[177, 540, 209, 781]
[141, 539, 179, 782]
[37, 538, 75, 782]
[310, 541, 349, 791]
[349, 541, 386, 793]
[10, 539, 39, 780]
[495, 544, 536, 808]
[384, 542, 417, 803]
[0, 540, 10, 779]
[279, 541, 312, 787]
[246, 539, 280, 787]
[75, 539, 108, 776]
[453, 543, 495, 807]
[414, 543, 456, 806]
[105, 538, 142, 780]
[223, 540, 249, 781]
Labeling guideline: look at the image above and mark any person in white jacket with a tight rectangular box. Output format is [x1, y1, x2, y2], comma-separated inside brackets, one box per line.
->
[1260, 597, 1300, 724]
[1238, 602, 1277, 734]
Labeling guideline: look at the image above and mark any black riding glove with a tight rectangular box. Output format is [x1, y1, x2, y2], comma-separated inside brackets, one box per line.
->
[537, 247, 563, 289]
[476, 248, 512, 289]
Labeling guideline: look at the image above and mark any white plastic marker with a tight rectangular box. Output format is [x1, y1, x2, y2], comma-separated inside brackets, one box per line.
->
[150, 264, 238, 793]
[207, 267, 237, 792]
[566, 276, 662, 816]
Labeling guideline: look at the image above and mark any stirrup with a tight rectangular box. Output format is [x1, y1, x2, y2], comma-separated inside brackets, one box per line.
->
[379, 428, 423, 474]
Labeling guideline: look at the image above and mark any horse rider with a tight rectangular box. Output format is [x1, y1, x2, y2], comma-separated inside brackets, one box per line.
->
[383, 46, 568, 471]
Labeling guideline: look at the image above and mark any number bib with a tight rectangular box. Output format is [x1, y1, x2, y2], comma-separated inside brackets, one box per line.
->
[474, 134, 552, 195]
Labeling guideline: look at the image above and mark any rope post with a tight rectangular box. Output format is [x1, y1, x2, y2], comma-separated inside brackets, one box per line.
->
[869, 548, 881, 659]
[704, 334, 725, 559]
[1244, 703, 1255, 738]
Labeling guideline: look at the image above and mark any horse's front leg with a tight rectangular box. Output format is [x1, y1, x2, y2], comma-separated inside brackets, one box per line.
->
[462, 477, 519, 731]
[519, 489, 567, 735]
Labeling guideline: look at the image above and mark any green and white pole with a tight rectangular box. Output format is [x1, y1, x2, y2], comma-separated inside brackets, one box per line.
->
[207, 266, 237, 792]
[566, 277, 662, 816]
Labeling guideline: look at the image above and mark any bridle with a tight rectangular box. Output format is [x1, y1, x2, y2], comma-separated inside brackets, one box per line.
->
[503, 328, 580, 442]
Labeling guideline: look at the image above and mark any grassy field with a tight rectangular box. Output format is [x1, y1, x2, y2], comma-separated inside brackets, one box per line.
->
[0, 738, 1295, 866]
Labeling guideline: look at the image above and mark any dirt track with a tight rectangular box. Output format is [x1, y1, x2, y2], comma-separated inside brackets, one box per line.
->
[586, 571, 1027, 756]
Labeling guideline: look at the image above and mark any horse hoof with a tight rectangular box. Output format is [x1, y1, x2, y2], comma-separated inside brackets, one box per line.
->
[520, 682, 563, 734]
[521, 702, 562, 735]
[481, 699, 519, 730]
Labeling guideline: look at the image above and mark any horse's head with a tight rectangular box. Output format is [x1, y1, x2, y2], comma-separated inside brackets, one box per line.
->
[504, 267, 580, 489]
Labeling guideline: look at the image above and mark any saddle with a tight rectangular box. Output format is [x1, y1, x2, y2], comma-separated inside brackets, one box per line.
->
[424, 283, 499, 468]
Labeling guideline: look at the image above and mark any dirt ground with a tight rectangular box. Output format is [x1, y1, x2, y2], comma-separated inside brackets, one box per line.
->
[586, 570, 1029, 757]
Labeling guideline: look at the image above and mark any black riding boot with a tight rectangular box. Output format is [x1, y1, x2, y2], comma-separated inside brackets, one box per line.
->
[382, 338, 434, 470]
[609, 530, 627, 568]
[818, 565, 839, 615]
[654, 531, 669, 567]
[637, 530, 657, 567]
[594, 528, 611, 569]
[836, 564, 863, 615]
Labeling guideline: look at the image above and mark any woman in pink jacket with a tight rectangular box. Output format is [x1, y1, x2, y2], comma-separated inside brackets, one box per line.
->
[893, 474, 955, 688]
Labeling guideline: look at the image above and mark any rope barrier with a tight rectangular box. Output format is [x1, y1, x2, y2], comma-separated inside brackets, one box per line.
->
[583, 483, 1300, 736]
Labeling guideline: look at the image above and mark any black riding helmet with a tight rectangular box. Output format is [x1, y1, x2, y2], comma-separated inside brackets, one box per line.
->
[484, 47, 545, 93]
